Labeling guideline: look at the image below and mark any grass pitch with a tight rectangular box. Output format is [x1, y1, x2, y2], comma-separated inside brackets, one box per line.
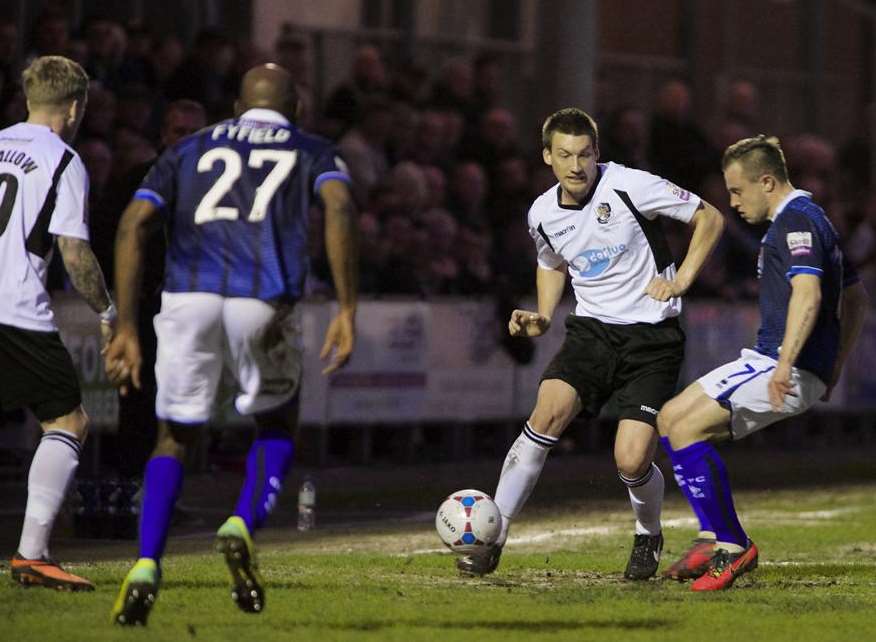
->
[1, 482, 874, 642]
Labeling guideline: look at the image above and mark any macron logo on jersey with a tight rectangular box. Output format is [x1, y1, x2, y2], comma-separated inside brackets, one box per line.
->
[787, 231, 813, 256]
[572, 244, 627, 278]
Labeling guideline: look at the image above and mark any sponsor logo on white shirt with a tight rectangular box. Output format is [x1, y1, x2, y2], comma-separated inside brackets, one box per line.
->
[571, 244, 627, 278]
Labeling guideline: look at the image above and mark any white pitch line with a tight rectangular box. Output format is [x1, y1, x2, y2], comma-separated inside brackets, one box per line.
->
[403, 507, 862, 556]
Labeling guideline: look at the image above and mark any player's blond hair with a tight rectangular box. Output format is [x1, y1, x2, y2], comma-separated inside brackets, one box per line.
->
[722, 134, 789, 183]
[22, 56, 89, 108]
[542, 108, 598, 150]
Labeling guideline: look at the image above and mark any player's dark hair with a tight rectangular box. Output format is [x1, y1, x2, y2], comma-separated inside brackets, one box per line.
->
[542, 107, 598, 150]
[722, 134, 789, 183]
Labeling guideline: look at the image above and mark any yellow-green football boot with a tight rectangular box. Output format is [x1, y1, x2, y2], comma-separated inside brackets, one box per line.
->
[215, 516, 265, 613]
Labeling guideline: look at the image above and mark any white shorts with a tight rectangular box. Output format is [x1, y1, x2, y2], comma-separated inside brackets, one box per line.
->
[697, 348, 826, 440]
[154, 292, 302, 423]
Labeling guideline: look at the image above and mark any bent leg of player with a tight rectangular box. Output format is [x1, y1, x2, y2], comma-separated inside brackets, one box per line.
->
[14, 406, 94, 591]
[113, 293, 224, 625]
[216, 299, 302, 612]
[457, 379, 580, 576]
[660, 349, 825, 590]
[615, 420, 664, 580]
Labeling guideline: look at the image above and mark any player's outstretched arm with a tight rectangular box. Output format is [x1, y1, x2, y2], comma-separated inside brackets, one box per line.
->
[106, 198, 162, 392]
[769, 273, 822, 409]
[319, 179, 358, 374]
[509, 265, 566, 337]
[646, 201, 724, 301]
[823, 281, 869, 401]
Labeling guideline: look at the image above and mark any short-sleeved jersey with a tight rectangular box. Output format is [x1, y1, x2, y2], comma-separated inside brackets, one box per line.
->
[754, 189, 859, 383]
[528, 162, 701, 324]
[0, 123, 89, 332]
[136, 108, 350, 302]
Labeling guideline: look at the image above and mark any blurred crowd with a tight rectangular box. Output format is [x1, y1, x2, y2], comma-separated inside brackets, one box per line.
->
[1, 9, 874, 303]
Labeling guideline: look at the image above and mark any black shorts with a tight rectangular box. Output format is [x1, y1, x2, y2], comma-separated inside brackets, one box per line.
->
[541, 315, 685, 427]
[0, 322, 81, 422]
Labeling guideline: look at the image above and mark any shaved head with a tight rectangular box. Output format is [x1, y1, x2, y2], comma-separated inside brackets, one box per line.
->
[235, 63, 299, 120]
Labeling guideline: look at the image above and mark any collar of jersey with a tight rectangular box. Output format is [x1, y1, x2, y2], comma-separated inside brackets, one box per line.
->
[555, 164, 604, 210]
[773, 188, 812, 220]
[239, 108, 292, 127]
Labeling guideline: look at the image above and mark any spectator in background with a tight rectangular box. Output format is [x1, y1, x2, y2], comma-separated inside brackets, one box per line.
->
[648, 78, 716, 194]
[784, 133, 837, 208]
[27, 9, 70, 60]
[418, 208, 460, 295]
[409, 109, 451, 167]
[338, 96, 393, 205]
[79, 83, 116, 139]
[721, 79, 761, 131]
[0, 20, 20, 104]
[600, 105, 649, 170]
[84, 17, 126, 90]
[429, 57, 476, 127]
[274, 27, 315, 128]
[448, 161, 490, 231]
[152, 35, 184, 85]
[322, 44, 388, 139]
[111, 127, 156, 181]
[461, 106, 519, 176]
[472, 52, 502, 114]
[115, 83, 155, 136]
[164, 29, 237, 120]
[422, 164, 448, 210]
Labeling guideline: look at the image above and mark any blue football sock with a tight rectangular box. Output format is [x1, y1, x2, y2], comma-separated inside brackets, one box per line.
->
[668, 440, 747, 547]
[233, 429, 295, 533]
[660, 436, 713, 535]
[139, 456, 184, 561]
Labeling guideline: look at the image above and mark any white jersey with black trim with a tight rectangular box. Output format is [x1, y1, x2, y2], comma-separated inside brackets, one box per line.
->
[0, 123, 89, 332]
[528, 162, 701, 324]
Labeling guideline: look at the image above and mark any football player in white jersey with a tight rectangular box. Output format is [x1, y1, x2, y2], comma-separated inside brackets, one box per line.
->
[0, 56, 116, 590]
[457, 108, 725, 579]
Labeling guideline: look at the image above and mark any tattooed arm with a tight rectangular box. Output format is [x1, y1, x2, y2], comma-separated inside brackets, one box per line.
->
[57, 236, 112, 315]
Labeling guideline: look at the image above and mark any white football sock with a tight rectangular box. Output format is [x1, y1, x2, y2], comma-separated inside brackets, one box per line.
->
[620, 463, 664, 536]
[18, 430, 82, 560]
[493, 422, 557, 546]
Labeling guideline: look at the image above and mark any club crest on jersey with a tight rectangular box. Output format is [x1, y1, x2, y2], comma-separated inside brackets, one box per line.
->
[786, 231, 813, 256]
[572, 244, 627, 278]
[596, 202, 612, 224]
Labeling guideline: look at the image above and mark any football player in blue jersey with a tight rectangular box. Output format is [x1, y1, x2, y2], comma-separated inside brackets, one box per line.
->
[657, 135, 868, 590]
[106, 63, 358, 625]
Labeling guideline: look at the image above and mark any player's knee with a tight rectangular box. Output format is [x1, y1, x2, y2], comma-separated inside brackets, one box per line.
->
[46, 406, 90, 443]
[656, 399, 682, 438]
[615, 449, 651, 478]
[528, 403, 574, 437]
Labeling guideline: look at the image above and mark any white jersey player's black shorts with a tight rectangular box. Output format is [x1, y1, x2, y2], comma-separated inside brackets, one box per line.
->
[0, 322, 81, 421]
[541, 314, 685, 427]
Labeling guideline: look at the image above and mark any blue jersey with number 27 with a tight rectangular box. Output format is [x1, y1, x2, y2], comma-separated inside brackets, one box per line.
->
[135, 109, 350, 302]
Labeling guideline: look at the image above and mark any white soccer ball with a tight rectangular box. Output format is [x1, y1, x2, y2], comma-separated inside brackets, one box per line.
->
[435, 489, 502, 553]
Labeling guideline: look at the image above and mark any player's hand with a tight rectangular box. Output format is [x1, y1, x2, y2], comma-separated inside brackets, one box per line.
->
[768, 361, 796, 411]
[103, 325, 142, 396]
[320, 308, 355, 375]
[508, 310, 551, 337]
[99, 318, 115, 351]
[644, 276, 684, 302]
